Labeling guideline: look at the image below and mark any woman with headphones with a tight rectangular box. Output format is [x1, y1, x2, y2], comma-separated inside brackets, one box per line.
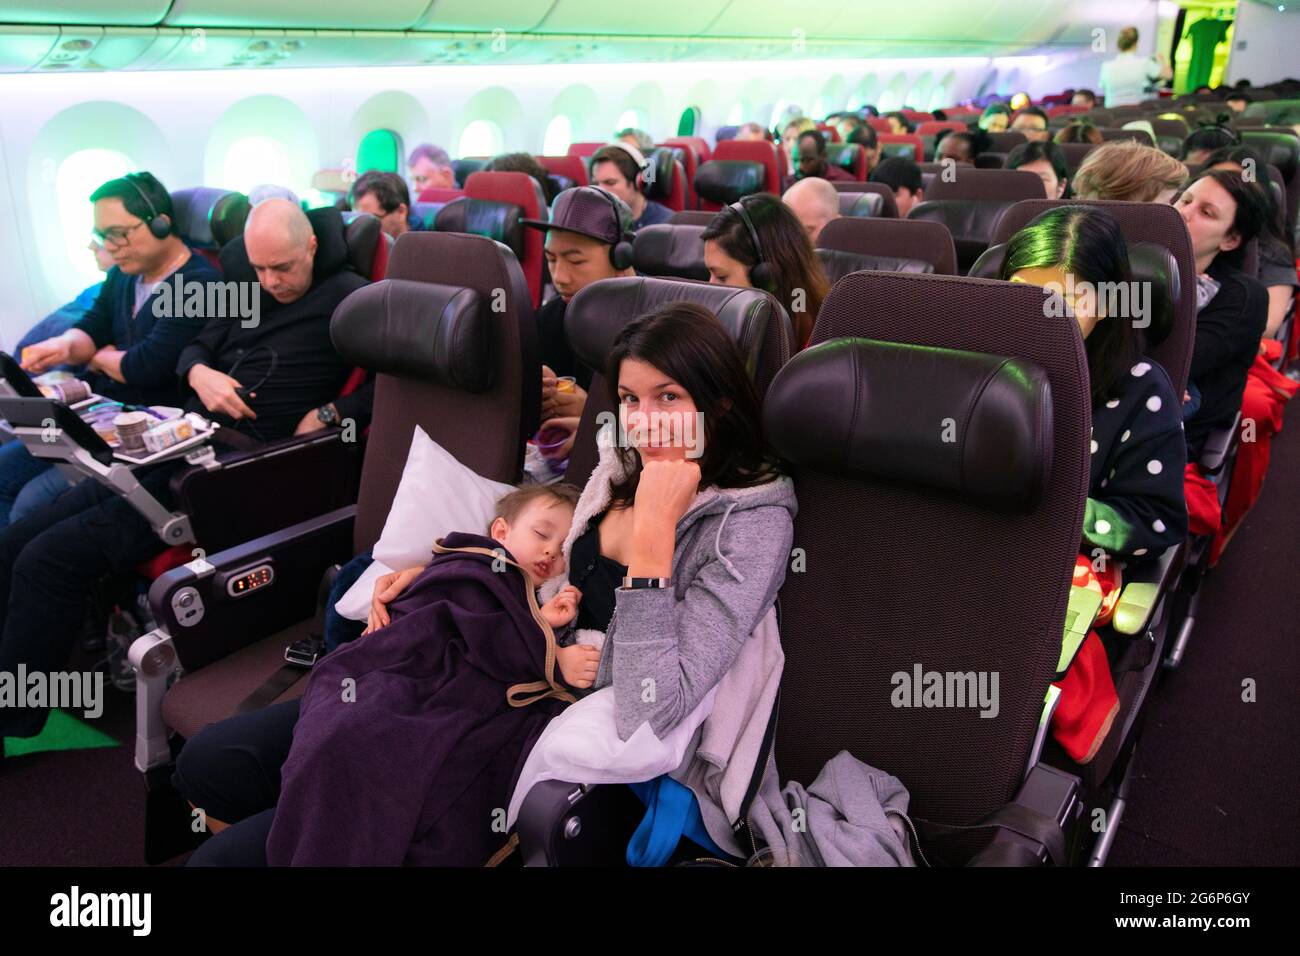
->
[700, 193, 830, 348]
[589, 143, 673, 231]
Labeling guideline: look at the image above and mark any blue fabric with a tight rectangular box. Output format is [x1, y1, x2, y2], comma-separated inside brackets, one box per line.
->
[323, 550, 374, 652]
[10, 466, 72, 526]
[0, 442, 56, 529]
[626, 775, 728, 867]
[1182, 381, 1203, 421]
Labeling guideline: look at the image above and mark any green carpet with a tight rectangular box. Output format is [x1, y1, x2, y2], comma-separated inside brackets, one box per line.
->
[3, 708, 119, 757]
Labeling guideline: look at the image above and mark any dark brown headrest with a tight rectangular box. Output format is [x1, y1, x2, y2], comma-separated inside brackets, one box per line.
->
[170, 188, 250, 249]
[694, 160, 765, 204]
[566, 275, 785, 384]
[433, 196, 525, 260]
[906, 199, 1012, 272]
[644, 148, 678, 202]
[632, 224, 708, 281]
[838, 192, 883, 217]
[330, 278, 493, 393]
[817, 247, 934, 284]
[764, 337, 1053, 514]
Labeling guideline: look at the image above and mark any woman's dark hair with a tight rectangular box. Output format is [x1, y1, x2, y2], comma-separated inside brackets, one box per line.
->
[885, 111, 914, 133]
[604, 303, 783, 507]
[1006, 141, 1070, 195]
[999, 206, 1137, 404]
[1202, 145, 1293, 259]
[1054, 121, 1104, 145]
[1186, 167, 1273, 271]
[485, 151, 559, 204]
[1182, 122, 1238, 159]
[700, 193, 829, 347]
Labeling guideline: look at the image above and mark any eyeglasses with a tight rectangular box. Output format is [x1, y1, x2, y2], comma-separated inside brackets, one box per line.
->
[94, 220, 146, 247]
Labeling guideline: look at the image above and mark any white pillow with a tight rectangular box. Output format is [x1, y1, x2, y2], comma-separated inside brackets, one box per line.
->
[334, 425, 515, 621]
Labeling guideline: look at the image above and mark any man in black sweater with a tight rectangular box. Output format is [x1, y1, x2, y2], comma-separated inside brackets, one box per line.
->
[0, 199, 368, 741]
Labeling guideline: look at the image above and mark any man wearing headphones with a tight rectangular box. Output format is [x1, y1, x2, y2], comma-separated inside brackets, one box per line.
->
[589, 144, 673, 232]
[523, 185, 637, 424]
[2, 172, 219, 527]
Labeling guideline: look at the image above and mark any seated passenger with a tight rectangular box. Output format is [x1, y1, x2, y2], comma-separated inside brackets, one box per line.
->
[734, 122, 768, 142]
[1205, 145, 1299, 340]
[1054, 122, 1104, 145]
[979, 103, 1011, 132]
[885, 111, 913, 135]
[835, 114, 864, 143]
[174, 303, 797, 866]
[407, 143, 455, 194]
[1002, 206, 1187, 559]
[701, 193, 829, 348]
[1181, 123, 1238, 166]
[782, 176, 841, 243]
[2, 173, 220, 528]
[1175, 169, 1272, 458]
[12, 240, 114, 369]
[1072, 89, 1098, 109]
[846, 124, 883, 177]
[522, 186, 636, 421]
[484, 152, 561, 205]
[869, 156, 926, 216]
[350, 171, 425, 240]
[1006, 141, 1070, 199]
[781, 118, 816, 175]
[794, 130, 855, 183]
[616, 127, 656, 155]
[589, 144, 672, 230]
[1072, 140, 1187, 203]
[936, 130, 983, 166]
[0, 199, 369, 743]
[1225, 91, 1252, 115]
[1011, 106, 1051, 143]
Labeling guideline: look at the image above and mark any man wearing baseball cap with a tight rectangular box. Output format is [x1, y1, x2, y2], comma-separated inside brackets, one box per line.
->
[523, 185, 637, 424]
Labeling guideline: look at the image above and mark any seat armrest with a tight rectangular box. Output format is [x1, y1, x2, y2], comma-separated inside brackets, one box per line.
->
[1056, 584, 1103, 677]
[149, 506, 355, 674]
[1112, 543, 1184, 636]
[517, 779, 646, 867]
[1198, 412, 1241, 476]
[967, 763, 1081, 867]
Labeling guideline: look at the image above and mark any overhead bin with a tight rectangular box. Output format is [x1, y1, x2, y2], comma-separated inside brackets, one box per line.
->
[0, 26, 60, 72]
[0, 1, 170, 27]
[412, 0, 553, 33]
[164, 0, 432, 31]
[532, 0, 731, 37]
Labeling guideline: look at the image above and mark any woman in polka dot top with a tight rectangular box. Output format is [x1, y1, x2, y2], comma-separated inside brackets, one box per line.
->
[1003, 206, 1188, 561]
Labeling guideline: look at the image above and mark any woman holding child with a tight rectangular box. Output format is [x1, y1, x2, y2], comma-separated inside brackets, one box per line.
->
[175, 303, 796, 866]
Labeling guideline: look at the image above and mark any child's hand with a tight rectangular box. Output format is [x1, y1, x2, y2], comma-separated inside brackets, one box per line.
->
[365, 565, 424, 635]
[539, 585, 582, 629]
[556, 642, 601, 689]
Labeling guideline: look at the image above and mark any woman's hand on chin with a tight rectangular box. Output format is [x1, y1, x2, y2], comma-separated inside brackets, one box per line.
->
[628, 459, 701, 577]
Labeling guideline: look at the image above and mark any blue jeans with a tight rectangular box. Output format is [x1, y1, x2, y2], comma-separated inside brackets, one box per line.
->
[0, 441, 56, 529]
[10, 466, 72, 524]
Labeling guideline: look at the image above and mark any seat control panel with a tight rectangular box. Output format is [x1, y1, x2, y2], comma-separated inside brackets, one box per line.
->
[171, 587, 204, 628]
[219, 560, 275, 599]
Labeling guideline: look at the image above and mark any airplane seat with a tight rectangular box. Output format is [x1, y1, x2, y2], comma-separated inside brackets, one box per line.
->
[416, 186, 466, 204]
[975, 153, 1008, 169]
[878, 133, 923, 161]
[918, 120, 968, 138]
[1057, 143, 1097, 175]
[407, 201, 444, 230]
[712, 140, 784, 196]
[837, 191, 884, 218]
[137, 233, 539, 862]
[644, 147, 688, 212]
[815, 122, 841, 143]
[834, 181, 898, 217]
[1048, 104, 1090, 119]
[560, 276, 795, 488]
[906, 199, 1014, 273]
[452, 157, 491, 187]
[817, 216, 958, 275]
[169, 187, 250, 270]
[1238, 130, 1300, 238]
[458, 171, 549, 308]
[900, 109, 933, 123]
[657, 141, 701, 208]
[631, 224, 708, 281]
[927, 169, 1048, 201]
[534, 155, 589, 188]
[667, 209, 717, 226]
[816, 246, 935, 284]
[339, 211, 391, 282]
[661, 135, 711, 165]
[986, 131, 1029, 154]
[693, 159, 765, 210]
[825, 142, 867, 180]
[867, 117, 894, 133]
[565, 142, 605, 160]
[768, 270, 1094, 865]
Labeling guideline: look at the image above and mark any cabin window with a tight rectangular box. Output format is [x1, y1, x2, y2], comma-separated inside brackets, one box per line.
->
[457, 120, 504, 158]
[726, 102, 746, 126]
[615, 109, 644, 133]
[356, 128, 404, 174]
[220, 135, 293, 196]
[58, 148, 135, 290]
[542, 115, 572, 156]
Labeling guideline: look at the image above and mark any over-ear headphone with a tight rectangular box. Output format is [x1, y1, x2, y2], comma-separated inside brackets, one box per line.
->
[123, 173, 173, 239]
[599, 141, 652, 195]
[587, 185, 636, 270]
[728, 197, 773, 291]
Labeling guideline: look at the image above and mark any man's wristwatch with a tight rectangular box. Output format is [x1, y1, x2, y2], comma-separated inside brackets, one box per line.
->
[621, 576, 671, 590]
[316, 403, 340, 426]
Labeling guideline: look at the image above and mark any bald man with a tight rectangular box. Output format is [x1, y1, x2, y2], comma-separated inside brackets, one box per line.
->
[0, 203, 372, 745]
[783, 176, 841, 243]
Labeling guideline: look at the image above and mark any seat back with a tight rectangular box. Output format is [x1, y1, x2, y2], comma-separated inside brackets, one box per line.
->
[906, 199, 1013, 273]
[668, 209, 718, 227]
[986, 131, 1029, 154]
[535, 155, 589, 188]
[825, 142, 867, 180]
[837, 192, 884, 218]
[713, 139, 785, 195]
[562, 276, 794, 486]
[918, 121, 967, 138]
[631, 224, 708, 281]
[926, 168, 1048, 201]
[332, 233, 538, 553]
[773, 271, 1089, 827]
[452, 156, 491, 187]
[818, 215, 958, 275]
[659, 140, 703, 209]
[645, 147, 688, 212]
[408, 201, 441, 232]
[1057, 142, 1097, 174]
[991, 198, 1198, 395]
[841, 182, 899, 217]
[878, 133, 923, 161]
[340, 213, 390, 281]
[816, 247, 935, 284]
[1238, 129, 1300, 238]
[416, 186, 465, 205]
[170, 188, 250, 253]
[433, 196, 526, 263]
[693, 159, 765, 209]
[566, 142, 605, 159]
[464, 171, 549, 308]
[661, 135, 712, 164]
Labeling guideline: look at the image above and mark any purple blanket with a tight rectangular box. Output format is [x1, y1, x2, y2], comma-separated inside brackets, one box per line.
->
[266, 532, 574, 866]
